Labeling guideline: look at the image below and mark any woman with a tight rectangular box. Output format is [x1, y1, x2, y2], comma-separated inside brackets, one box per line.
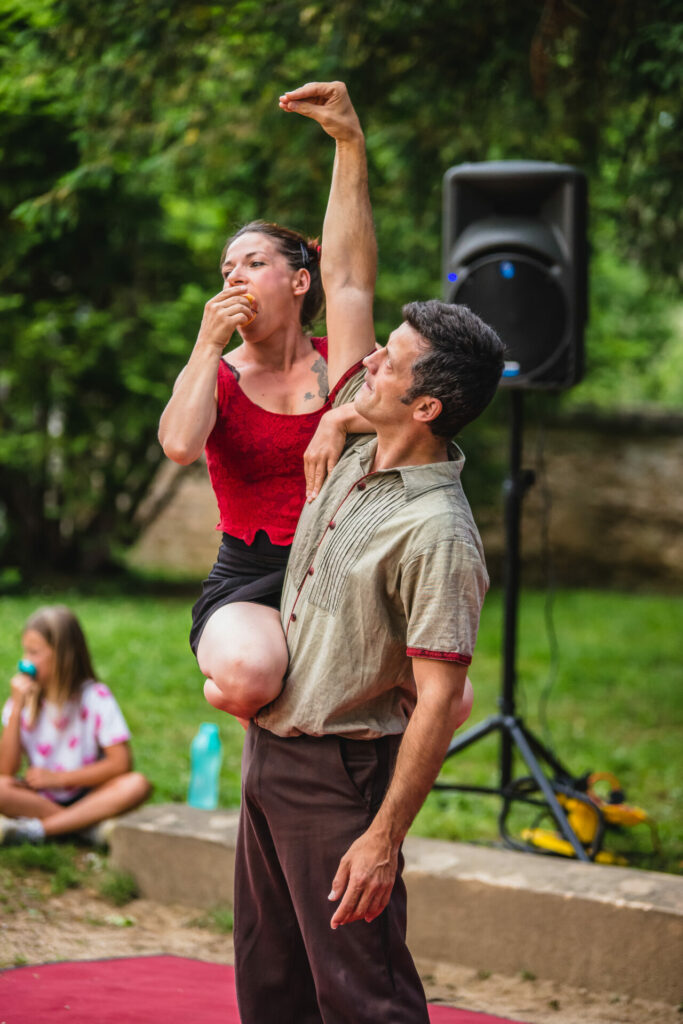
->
[159, 219, 372, 722]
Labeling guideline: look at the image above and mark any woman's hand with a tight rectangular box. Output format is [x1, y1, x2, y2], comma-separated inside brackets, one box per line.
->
[279, 82, 362, 144]
[303, 408, 348, 502]
[196, 284, 255, 352]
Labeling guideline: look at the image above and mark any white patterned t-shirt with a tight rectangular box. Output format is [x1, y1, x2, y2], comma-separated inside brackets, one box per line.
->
[1, 681, 131, 803]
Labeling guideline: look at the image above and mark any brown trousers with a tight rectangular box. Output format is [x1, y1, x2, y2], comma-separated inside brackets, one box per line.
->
[234, 724, 430, 1024]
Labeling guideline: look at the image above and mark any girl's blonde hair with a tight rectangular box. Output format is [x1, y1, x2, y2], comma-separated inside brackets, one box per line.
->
[23, 605, 97, 708]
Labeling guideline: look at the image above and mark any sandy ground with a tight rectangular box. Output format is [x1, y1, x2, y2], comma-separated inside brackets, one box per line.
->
[0, 886, 679, 1024]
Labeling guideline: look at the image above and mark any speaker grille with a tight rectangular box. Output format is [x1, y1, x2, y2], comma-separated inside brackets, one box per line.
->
[454, 254, 567, 383]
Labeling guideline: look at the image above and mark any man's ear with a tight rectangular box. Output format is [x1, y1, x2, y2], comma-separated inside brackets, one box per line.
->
[412, 395, 442, 425]
[292, 268, 311, 297]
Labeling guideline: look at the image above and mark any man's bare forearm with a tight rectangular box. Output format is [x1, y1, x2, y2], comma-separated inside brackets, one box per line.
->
[327, 661, 468, 929]
[370, 682, 465, 849]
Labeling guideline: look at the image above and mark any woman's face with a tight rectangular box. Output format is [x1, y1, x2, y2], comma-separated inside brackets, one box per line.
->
[221, 232, 308, 338]
[21, 629, 56, 688]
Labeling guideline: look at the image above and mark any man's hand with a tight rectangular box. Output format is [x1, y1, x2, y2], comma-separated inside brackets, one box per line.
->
[279, 81, 362, 143]
[328, 827, 399, 929]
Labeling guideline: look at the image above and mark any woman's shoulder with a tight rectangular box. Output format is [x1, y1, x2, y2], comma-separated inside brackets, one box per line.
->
[312, 336, 328, 360]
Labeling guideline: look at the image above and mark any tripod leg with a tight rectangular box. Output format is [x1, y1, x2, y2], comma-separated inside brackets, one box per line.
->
[518, 722, 573, 782]
[442, 715, 503, 760]
[506, 717, 590, 862]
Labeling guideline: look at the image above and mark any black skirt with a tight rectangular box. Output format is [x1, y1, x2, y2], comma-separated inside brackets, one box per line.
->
[189, 531, 291, 654]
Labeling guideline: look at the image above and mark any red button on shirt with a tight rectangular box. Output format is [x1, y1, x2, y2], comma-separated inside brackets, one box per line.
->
[357, 482, 366, 491]
[291, 613, 297, 622]
[308, 566, 314, 575]
[329, 521, 336, 529]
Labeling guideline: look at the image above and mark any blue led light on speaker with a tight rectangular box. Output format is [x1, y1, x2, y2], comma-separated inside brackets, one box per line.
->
[499, 261, 516, 279]
[447, 272, 458, 282]
[502, 361, 521, 377]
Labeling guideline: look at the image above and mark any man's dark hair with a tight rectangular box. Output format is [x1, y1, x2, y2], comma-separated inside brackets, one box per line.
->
[400, 300, 505, 438]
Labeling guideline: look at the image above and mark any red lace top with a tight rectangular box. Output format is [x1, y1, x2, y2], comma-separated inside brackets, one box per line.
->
[205, 338, 363, 547]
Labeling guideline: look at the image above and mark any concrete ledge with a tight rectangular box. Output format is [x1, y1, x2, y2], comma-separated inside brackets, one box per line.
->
[110, 803, 683, 1005]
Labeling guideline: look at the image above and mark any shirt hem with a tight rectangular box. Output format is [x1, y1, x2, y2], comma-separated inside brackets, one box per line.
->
[406, 647, 472, 666]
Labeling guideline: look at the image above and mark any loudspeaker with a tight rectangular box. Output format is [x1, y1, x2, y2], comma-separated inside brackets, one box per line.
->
[443, 161, 588, 390]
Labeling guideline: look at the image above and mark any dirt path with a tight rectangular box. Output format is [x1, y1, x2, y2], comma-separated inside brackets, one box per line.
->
[1, 887, 678, 1024]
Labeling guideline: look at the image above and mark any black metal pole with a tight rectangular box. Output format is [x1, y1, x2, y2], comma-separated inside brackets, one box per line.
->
[435, 389, 590, 861]
[500, 390, 524, 786]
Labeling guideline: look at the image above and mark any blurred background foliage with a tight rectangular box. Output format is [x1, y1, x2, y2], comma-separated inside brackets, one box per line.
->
[1, 0, 681, 576]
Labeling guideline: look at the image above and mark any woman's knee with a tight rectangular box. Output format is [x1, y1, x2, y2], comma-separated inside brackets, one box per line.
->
[199, 646, 285, 702]
[456, 676, 474, 730]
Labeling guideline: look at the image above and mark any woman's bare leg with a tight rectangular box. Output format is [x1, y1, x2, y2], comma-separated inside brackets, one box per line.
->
[197, 602, 289, 721]
[457, 676, 474, 729]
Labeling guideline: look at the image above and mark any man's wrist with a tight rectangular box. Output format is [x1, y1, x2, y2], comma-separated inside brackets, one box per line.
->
[368, 810, 406, 853]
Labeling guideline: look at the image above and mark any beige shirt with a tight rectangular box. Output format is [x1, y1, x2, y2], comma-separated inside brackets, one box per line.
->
[257, 372, 489, 740]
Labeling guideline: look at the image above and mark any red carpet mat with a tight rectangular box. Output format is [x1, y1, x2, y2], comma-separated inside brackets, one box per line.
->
[0, 955, 524, 1023]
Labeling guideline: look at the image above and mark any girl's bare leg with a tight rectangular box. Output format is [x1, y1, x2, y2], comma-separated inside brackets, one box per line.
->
[197, 602, 288, 721]
[41, 773, 151, 837]
[0, 771, 151, 836]
[0, 775, 59, 818]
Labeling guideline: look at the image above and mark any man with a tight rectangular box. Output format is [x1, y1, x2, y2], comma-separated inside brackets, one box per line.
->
[233, 82, 505, 1024]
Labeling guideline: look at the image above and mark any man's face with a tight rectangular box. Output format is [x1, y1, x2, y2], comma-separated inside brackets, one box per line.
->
[355, 321, 429, 426]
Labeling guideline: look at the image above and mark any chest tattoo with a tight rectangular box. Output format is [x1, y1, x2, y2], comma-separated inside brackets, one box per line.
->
[304, 391, 315, 401]
[311, 355, 329, 399]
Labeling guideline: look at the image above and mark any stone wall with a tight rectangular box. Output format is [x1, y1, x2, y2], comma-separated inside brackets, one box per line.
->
[479, 418, 683, 589]
[129, 415, 683, 590]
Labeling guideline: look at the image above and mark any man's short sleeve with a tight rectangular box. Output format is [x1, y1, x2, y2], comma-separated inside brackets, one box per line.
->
[400, 538, 489, 666]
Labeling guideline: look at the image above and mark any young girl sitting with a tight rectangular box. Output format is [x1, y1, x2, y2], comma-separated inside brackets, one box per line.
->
[0, 605, 151, 844]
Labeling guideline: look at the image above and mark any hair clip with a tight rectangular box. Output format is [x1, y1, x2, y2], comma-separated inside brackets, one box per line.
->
[299, 241, 310, 267]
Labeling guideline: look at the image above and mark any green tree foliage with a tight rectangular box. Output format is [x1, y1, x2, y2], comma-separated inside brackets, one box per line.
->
[0, 0, 680, 576]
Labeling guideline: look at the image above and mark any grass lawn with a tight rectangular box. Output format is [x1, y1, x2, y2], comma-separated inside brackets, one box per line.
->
[0, 586, 681, 873]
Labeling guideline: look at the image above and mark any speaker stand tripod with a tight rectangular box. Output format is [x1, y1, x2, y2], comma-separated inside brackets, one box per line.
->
[434, 390, 591, 861]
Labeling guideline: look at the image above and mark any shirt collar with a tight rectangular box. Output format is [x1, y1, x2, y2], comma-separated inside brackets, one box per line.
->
[351, 437, 465, 499]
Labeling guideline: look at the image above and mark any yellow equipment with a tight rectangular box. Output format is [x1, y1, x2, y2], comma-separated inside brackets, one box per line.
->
[519, 771, 659, 863]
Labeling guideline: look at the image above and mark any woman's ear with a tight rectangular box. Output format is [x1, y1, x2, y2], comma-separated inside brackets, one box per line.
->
[292, 268, 311, 297]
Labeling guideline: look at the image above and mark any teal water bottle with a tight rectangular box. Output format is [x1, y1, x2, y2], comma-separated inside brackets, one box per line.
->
[187, 723, 222, 810]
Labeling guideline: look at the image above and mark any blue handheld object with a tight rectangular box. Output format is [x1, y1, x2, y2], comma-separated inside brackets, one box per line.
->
[17, 658, 37, 679]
